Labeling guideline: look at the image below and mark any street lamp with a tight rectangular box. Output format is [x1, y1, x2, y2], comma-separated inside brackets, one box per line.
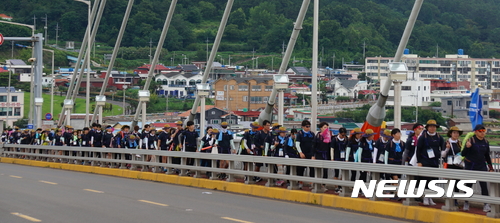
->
[95, 95, 106, 124]
[388, 62, 408, 130]
[138, 90, 150, 127]
[196, 83, 210, 138]
[274, 75, 289, 125]
[63, 99, 74, 125]
[43, 49, 55, 118]
[122, 85, 128, 115]
[75, 0, 92, 130]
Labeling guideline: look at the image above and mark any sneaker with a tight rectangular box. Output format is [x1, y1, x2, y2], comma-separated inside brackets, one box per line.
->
[298, 183, 303, 189]
[483, 204, 491, 212]
[244, 176, 248, 181]
[454, 200, 459, 207]
[463, 201, 470, 211]
[423, 198, 430, 206]
[429, 198, 436, 206]
[255, 177, 262, 183]
[276, 180, 284, 186]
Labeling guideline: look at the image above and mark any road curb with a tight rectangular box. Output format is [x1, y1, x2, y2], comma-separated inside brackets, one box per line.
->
[1, 157, 498, 223]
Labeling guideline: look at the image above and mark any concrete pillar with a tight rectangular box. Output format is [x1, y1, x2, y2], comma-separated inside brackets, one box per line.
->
[278, 90, 284, 125]
[98, 106, 103, 124]
[394, 81, 402, 130]
[200, 96, 206, 136]
[141, 101, 147, 126]
[65, 109, 71, 126]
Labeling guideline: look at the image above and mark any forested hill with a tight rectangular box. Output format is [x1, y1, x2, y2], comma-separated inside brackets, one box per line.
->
[1, 0, 500, 63]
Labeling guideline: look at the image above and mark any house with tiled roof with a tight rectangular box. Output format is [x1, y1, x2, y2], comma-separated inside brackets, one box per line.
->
[178, 106, 240, 126]
[0, 14, 13, 21]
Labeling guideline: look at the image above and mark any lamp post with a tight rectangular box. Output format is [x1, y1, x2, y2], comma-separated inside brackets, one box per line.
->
[63, 99, 74, 126]
[274, 75, 289, 125]
[43, 49, 55, 118]
[75, 0, 92, 129]
[138, 90, 150, 127]
[388, 62, 408, 130]
[196, 83, 210, 140]
[122, 85, 128, 115]
[95, 96, 106, 124]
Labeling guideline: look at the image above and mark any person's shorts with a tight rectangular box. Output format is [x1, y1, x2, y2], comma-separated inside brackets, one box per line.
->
[218, 147, 231, 154]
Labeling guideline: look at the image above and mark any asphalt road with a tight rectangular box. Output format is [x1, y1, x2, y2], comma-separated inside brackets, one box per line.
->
[0, 163, 412, 223]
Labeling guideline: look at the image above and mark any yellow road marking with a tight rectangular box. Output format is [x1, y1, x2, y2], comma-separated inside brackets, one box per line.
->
[83, 189, 104, 193]
[11, 212, 41, 222]
[9, 175, 22, 178]
[138, 200, 169, 207]
[221, 217, 254, 223]
[39, 180, 58, 185]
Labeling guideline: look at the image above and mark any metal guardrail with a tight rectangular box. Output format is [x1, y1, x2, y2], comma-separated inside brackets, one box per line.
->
[1, 144, 500, 218]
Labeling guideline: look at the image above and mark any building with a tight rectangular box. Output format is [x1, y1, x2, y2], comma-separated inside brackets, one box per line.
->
[330, 79, 368, 98]
[438, 95, 490, 119]
[0, 14, 13, 21]
[213, 77, 275, 111]
[385, 80, 431, 106]
[98, 71, 141, 90]
[0, 87, 24, 127]
[178, 106, 240, 125]
[133, 64, 171, 78]
[365, 50, 500, 89]
[286, 67, 312, 76]
[428, 79, 470, 91]
[155, 72, 203, 98]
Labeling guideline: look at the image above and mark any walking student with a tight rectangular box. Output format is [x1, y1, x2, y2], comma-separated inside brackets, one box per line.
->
[357, 129, 377, 182]
[416, 120, 444, 206]
[462, 124, 494, 212]
[295, 120, 315, 184]
[331, 127, 348, 192]
[442, 126, 463, 207]
[346, 128, 364, 181]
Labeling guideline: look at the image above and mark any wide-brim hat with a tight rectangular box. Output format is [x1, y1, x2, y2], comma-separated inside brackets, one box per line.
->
[211, 129, 220, 134]
[175, 121, 183, 126]
[221, 122, 228, 127]
[276, 127, 287, 133]
[447, 126, 463, 137]
[425, 120, 440, 129]
[163, 124, 171, 129]
[380, 129, 392, 138]
[250, 122, 260, 128]
[363, 129, 376, 137]
[351, 128, 364, 135]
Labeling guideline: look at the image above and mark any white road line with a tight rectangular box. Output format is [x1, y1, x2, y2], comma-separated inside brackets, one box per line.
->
[39, 180, 58, 185]
[83, 189, 104, 193]
[11, 212, 42, 222]
[221, 217, 254, 223]
[138, 200, 169, 207]
[9, 175, 22, 178]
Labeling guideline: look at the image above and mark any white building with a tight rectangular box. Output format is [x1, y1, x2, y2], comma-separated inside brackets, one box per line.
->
[365, 51, 500, 89]
[384, 80, 431, 106]
[155, 72, 203, 98]
[0, 87, 25, 127]
[330, 79, 368, 98]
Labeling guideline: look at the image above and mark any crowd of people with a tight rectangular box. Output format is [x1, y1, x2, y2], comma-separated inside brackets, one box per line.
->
[1, 119, 495, 212]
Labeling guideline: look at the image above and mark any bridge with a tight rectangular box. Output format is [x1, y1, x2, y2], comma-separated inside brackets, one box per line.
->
[1, 144, 499, 223]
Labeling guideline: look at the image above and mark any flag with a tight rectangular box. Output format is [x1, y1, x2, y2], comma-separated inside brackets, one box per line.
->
[469, 88, 483, 129]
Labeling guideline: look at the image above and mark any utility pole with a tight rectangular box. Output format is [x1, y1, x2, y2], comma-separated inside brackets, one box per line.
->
[33, 15, 37, 33]
[149, 38, 153, 64]
[332, 53, 335, 69]
[206, 37, 209, 63]
[11, 41, 14, 58]
[55, 23, 60, 47]
[436, 44, 439, 58]
[282, 41, 285, 58]
[42, 14, 48, 45]
[362, 41, 366, 62]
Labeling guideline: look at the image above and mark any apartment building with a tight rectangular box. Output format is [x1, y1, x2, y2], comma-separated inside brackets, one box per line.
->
[365, 50, 500, 88]
[213, 77, 275, 111]
[0, 87, 24, 127]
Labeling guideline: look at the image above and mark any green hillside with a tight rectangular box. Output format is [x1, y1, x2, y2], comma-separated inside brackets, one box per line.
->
[23, 93, 123, 120]
[0, 0, 499, 69]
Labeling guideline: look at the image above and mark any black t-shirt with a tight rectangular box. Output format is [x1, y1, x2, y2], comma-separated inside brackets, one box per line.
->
[296, 130, 315, 156]
[217, 130, 234, 148]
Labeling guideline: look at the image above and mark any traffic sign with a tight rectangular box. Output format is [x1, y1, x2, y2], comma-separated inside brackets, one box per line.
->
[45, 113, 52, 120]
[0, 33, 3, 46]
[27, 124, 34, 129]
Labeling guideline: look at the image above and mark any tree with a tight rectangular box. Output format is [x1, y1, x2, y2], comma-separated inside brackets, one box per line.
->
[490, 110, 500, 119]
[429, 102, 442, 107]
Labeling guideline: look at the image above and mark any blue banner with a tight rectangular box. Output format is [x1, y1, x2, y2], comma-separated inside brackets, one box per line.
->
[469, 88, 483, 129]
